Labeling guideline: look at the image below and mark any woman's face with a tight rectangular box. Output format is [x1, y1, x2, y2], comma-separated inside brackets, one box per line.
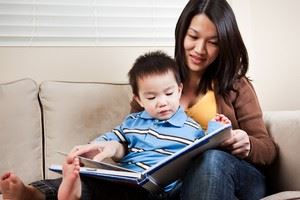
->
[184, 14, 219, 76]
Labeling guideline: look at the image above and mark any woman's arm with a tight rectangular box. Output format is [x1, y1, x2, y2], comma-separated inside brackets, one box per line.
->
[218, 77, 278, 165]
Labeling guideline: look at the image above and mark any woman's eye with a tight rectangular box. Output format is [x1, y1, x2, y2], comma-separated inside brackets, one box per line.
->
[209, 40, 218, 46]
[147, 97, 155, 100]
[166, 92, 173, 96]
[188, 34, 197, 40]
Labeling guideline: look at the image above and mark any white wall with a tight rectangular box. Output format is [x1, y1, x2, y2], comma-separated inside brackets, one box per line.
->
[0, 0, 299, 111]
[0, 46, 173, 84]
[231, 0, 300, 111]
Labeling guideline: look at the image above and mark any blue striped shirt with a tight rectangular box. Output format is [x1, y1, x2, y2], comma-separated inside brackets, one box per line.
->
[91, 106, 221, 191]
[92, 106, 203, 170]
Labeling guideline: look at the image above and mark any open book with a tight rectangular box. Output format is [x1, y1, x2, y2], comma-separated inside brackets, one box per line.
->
[50, 123, 232, 193]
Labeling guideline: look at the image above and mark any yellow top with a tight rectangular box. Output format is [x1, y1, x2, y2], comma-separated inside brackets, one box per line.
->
[185, 90, 217, 130]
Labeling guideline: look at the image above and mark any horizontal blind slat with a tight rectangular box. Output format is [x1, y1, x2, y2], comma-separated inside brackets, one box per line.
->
[0, 0, 187, 46]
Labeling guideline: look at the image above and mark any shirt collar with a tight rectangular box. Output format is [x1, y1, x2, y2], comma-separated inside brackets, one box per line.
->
[139, 106, 187, 127]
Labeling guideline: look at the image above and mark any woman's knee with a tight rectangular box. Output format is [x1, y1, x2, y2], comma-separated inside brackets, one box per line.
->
[189, 149, 235, 173]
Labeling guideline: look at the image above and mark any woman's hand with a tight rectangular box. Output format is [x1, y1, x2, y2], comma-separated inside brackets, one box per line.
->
[220, 129, 251, 159]
[68, 141, 125, 162]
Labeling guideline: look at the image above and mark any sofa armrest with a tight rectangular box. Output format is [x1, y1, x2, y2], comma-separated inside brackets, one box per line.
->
[263, 110, 300, 192]
[261, 191, 300, 200]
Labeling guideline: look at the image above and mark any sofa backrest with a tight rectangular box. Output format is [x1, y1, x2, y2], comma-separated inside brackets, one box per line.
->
[264, 110, 300, 192]
[0, 78, 43, 184]
[39, 81, 132, 178]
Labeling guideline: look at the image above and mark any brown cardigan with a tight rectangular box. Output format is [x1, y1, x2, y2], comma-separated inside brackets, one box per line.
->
[130, 77, 278, 166]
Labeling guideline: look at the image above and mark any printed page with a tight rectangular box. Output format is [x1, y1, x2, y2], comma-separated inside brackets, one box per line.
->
[57, 151, 136, 172]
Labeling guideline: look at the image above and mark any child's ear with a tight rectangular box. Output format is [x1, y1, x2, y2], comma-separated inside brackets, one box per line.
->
[134, 95, 144, 108]
[178, 83, 183, 95]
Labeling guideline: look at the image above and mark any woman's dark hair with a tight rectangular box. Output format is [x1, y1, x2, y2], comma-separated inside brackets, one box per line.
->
[175, 0, 249, 95]
[128, 50, 181, 96]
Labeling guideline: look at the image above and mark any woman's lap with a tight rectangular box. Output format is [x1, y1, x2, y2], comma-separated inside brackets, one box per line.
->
[181, 149, 266, 200]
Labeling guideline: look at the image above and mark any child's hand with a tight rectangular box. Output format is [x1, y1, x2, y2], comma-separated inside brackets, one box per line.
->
[69, 143, 100, 160]
[69, 141, 125, 162]
[213, 113, 231, 125]
[92, 141, 124, 162]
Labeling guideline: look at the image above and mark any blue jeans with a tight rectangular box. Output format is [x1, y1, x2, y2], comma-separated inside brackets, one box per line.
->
[181, 149, 266, 200]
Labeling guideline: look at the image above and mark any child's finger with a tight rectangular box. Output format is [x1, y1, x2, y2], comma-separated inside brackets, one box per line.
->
[93, 152, 108, 162]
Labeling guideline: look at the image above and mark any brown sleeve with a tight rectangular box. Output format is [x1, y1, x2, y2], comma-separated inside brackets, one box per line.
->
[129, 98, 144, 113]
[219, 78, 278, 166]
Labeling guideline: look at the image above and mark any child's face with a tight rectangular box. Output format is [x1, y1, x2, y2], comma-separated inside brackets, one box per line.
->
[134, 70, 182, 120]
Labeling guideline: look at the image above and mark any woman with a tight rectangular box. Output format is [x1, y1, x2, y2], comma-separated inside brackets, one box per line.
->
[132, 0, 278, 199]
[177, 0, 277, 198]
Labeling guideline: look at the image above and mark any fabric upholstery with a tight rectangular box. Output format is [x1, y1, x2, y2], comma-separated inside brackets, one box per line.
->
[263, 110, 300, 193]
[0, 78, 43, 184]
[39, 81, 132, 178]
[261, 191, 300, 200]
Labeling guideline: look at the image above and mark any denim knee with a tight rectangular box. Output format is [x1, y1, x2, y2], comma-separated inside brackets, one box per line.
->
[189, 149, 236, 175]
[181, 149, 266, 200]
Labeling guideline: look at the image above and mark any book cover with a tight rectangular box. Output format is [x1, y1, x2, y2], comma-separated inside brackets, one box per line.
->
[50, 123, 232, 192]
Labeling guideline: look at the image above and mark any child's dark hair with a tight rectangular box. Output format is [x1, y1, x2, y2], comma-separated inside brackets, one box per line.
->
[128, 51, 181, 96]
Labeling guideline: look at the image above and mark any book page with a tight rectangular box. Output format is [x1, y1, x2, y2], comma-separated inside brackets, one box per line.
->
[57, 151, 136, 172]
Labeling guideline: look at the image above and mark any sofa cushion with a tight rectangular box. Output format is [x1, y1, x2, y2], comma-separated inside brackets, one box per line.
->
[0, 78, 43, 184]
[264, 110, 300, 192]
[261, 191, 300, 200]
[39, 81, 132, 178]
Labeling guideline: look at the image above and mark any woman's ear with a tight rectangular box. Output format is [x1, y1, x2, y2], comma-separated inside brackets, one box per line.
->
[134, 95, 144, 108]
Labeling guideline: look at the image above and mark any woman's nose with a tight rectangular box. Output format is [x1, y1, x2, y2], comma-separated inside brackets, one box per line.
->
[194, 40, 206, 54]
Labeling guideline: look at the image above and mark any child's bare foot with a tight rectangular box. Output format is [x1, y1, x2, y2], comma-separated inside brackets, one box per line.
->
[58, 157, 81, 200]
[214, 114, 231, 125]
[0, 172, 44, 200]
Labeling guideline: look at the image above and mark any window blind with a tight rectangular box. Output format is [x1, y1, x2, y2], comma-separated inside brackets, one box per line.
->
[0, 0, 188, 46]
